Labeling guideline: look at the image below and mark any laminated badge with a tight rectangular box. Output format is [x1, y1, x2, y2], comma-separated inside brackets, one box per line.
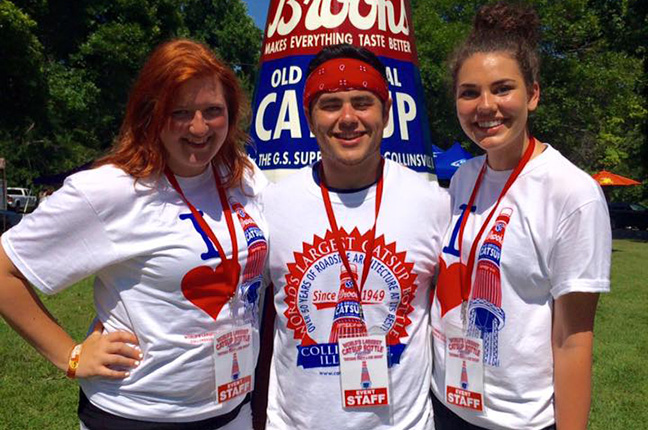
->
[339, 334, 390, 409]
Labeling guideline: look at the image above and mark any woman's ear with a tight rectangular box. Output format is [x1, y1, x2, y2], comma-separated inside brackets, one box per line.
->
[527, 82, 540, 112]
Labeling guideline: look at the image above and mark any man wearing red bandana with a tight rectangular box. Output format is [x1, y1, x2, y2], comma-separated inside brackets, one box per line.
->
[262, 44, 450, 430]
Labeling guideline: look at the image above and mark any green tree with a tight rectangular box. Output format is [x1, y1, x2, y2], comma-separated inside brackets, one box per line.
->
[66, 0, 184, 147]
[0, 1, 47, 132]
[0, 1, 51, 185]
[181, 0, 262, 92]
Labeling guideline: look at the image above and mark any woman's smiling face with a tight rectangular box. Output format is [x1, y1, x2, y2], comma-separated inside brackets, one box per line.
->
[455, 52, 539, 170]
[160, 75, 229, 177]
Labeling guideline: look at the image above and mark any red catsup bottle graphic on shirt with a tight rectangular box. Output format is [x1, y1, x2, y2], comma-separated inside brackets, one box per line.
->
[230, 199, 268, 323]
[230, 201, 267, 283]
[466, 207, 511, 367]
[329, 263, 368, 343]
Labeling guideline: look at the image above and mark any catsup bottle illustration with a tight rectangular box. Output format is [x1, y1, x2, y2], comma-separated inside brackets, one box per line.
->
[460, 360, 468, 389]
[329, 264, 368, 342]
[361, 360, 372, 389]
[230, 200, 267, 282]
[466, 207, 511, 366]
[231, 352, 240, 381]
[230, 200, 267, 324]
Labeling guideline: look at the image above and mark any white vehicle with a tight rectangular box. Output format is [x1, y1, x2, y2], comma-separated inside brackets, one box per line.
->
[7, 187, 37, 212]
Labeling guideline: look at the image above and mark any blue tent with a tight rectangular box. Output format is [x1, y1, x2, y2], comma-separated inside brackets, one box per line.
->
[434, 142, 473, 181]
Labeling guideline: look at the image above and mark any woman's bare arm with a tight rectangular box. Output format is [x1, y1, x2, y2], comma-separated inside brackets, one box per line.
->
[0, 245, 141, 378]
[553, 292, 599, 430]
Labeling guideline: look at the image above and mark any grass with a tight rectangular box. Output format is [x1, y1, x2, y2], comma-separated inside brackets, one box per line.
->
[590, 238, 648, 429]
[0, 278, 95, 429]
[1, 239, 647, 429]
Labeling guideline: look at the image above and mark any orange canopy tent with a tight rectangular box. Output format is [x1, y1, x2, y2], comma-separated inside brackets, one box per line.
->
[592, 170, 641, 186]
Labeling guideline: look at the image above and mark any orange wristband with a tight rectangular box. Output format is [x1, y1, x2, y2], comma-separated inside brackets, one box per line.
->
[66, 344, 83, 379]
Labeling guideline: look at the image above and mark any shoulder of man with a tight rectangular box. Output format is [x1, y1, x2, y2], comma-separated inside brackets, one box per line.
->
[383, 160, 452, 230]
[384, 159, 449, 201]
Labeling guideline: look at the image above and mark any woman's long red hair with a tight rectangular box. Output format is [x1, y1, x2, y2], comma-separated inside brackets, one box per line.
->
[96, 39, 252, 189]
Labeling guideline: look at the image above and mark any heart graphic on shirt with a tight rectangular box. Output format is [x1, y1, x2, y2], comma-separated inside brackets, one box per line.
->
[436, 259, 464, 317]
[181, 260, 241, 320]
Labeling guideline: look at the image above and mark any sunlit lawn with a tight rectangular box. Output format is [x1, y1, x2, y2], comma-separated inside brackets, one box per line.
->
[590, 238, 648, 429]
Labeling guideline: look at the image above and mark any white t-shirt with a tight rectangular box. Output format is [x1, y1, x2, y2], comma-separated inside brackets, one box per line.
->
[430, 145, 611, 429]
[264, 159, 451, 430]
[2, 163, 269, 422]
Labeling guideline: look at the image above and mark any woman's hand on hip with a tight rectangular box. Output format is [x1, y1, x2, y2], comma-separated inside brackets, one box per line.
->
[76, 323, 142, 379]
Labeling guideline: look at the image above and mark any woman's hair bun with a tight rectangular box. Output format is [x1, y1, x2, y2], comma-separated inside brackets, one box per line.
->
[472, 2, 540, 48]
[449, 1, 542, 91]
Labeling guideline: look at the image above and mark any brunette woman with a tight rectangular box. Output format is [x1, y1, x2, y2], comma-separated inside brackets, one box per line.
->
[0, 39, 268, 429]
[430, 3, 611, 429]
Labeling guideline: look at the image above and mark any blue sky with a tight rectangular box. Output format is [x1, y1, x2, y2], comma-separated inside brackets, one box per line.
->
[242, 0, 271, 29]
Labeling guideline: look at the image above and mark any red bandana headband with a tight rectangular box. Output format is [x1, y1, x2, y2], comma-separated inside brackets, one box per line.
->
[303, 58, 389, 111]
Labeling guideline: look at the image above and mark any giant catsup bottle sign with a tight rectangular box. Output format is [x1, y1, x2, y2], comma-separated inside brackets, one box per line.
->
[249, 0, 435, 180]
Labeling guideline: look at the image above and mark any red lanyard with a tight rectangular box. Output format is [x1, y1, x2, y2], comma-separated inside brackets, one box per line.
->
[319, 159, 385, 299]
[164, 164, 238, 266]
[457, 137, 536, 303]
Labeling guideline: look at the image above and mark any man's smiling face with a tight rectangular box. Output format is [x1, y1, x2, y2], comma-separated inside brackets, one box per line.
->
[308, 89, 390, 171]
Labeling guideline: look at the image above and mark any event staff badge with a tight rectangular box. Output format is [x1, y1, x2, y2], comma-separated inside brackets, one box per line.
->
[213, 324, 254, 404]
[444, 326, 485, 413]
[338, 335, 390, 409]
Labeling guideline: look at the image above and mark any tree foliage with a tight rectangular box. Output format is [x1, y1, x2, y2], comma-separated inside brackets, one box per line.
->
[0, 1, 47, 132]
[181, 0, 262, 92]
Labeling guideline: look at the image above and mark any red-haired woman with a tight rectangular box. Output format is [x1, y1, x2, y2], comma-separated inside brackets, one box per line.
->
[430, 3, 611, 430]
[0, 39, 268, 429]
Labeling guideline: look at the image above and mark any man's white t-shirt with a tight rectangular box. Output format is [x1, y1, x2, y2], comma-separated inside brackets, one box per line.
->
[430, 145, 611, 429]
[2, 163, 269, 422]
[264, 159, 450, 430]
